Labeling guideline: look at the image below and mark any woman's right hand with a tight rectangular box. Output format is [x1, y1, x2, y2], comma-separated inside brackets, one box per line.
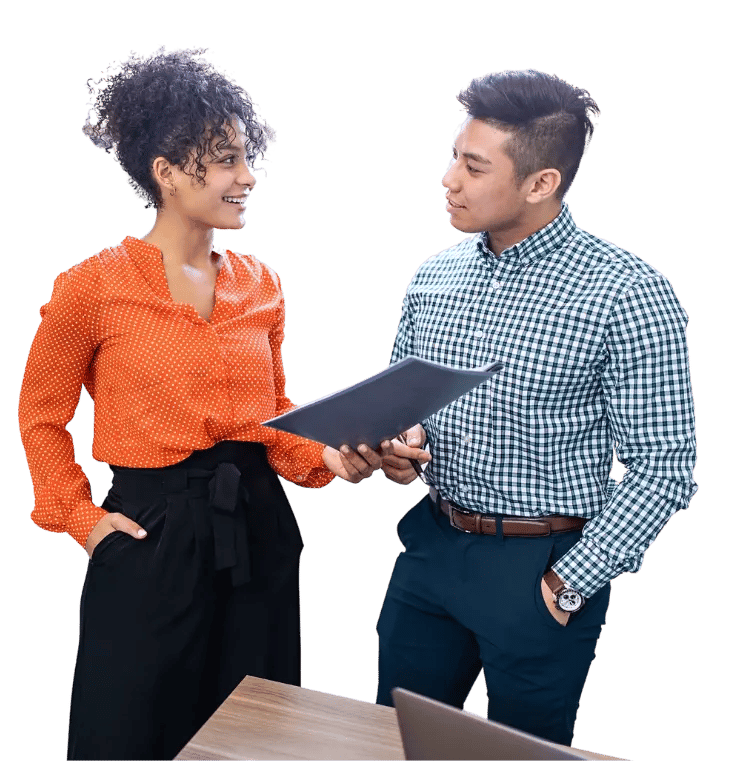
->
[85, 512, 148, 558]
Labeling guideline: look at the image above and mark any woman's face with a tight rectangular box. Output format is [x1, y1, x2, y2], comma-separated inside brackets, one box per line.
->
[163, 117, 256, 230]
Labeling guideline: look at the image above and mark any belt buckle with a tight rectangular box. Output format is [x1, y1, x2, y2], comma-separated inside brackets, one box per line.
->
[448, 503, 477, 533]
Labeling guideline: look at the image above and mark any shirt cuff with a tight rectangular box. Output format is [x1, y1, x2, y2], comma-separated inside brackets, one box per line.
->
[290, 438, 335, 488]
[67, 502, 108, 548]
[266, 434, 335, 489]
[551, 535, 633, 599]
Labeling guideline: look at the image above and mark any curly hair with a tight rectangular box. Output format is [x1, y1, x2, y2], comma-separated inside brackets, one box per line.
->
[458, 70, 599, 198]
[84, 49, 274, 208]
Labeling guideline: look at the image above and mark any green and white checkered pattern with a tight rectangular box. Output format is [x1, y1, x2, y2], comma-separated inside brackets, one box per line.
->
[391, 204, 697, 597]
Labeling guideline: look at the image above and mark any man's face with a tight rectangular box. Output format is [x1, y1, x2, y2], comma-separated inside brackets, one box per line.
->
[442, 117, 529, 235]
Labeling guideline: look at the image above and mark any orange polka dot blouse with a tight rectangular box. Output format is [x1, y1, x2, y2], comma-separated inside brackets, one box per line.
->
[19, 236, 334, 547]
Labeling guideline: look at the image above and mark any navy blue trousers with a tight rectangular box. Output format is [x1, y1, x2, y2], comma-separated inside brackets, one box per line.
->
[376, 495, 610, 746]
[67, 442, 303, 760]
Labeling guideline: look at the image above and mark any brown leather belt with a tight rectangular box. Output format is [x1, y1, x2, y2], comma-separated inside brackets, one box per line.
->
[429, 487, 587, 536]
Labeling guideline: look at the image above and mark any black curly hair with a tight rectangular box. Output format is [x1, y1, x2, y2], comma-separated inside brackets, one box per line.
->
[458, 70, 599, 198]
[84, 48, 274, 208]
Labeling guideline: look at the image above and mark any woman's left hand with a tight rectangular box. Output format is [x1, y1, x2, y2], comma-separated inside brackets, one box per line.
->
[322, 440, 394, 483]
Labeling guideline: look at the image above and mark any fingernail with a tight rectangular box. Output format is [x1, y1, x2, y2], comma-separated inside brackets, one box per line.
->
[358, 444, 368, 453]
[408, 438, 418, 445]
[137, 529, 147, 537]
[341, 445, 350, 454]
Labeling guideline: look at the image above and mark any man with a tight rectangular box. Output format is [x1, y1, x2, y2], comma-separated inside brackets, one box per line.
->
[378, 70, 697, 746]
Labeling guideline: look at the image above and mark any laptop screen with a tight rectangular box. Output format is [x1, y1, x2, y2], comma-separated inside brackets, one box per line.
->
[392, 688, 589, 760]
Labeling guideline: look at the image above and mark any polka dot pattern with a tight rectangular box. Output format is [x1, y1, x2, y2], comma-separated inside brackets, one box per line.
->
[19, 236, 333, 547]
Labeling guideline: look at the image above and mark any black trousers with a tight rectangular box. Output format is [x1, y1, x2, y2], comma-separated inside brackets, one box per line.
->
[67, 442, 303, 760]
[376, 495, 610, 747]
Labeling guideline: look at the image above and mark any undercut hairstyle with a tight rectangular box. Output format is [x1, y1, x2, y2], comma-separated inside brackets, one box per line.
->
[457, 70, 599, 198]
[84, 49, 274, 208]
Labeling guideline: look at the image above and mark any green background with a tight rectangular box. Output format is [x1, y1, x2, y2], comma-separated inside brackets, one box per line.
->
[1, 2, 729, 761]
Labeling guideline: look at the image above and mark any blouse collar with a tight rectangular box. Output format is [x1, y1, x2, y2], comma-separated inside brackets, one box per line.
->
[122, 235, 231, 302]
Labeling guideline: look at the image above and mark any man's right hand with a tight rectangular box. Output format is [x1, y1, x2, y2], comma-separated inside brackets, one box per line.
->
[382, 424, 431, 485]
[85, 512, 147, 558]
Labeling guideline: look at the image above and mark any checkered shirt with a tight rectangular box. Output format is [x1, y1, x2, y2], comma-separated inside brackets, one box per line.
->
[391, 203, 697, 597]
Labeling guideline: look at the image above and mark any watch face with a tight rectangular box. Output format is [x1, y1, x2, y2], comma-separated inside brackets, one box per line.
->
[557, 589, 584, 613]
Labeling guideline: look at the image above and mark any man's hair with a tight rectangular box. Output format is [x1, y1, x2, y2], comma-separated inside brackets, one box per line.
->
[84, 48, 273, 208]
[457, 70, 599, 197]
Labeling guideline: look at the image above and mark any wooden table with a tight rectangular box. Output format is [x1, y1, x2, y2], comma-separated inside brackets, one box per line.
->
[176, 676, 622, 760]
[176, 676, 405, 760]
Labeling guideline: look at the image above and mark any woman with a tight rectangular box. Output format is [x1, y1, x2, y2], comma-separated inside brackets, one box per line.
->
[18, 49, 389, 760]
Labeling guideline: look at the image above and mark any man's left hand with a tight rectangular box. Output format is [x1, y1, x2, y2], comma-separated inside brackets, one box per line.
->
[322, 440, 394, 483]
[382, 424, 432, 484]
[540, 576, 570, 626]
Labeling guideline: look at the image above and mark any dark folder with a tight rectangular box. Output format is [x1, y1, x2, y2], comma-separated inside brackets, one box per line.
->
[262, 356, 503, 450]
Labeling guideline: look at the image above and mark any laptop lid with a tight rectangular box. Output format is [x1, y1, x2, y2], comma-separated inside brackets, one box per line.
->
[392, 688, 590, 760]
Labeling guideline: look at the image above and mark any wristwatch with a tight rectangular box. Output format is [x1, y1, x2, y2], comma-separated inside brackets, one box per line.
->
[543, 569, 585, 613]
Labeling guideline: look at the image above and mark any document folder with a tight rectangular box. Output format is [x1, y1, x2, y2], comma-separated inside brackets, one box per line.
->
[262, 356, 503, 450]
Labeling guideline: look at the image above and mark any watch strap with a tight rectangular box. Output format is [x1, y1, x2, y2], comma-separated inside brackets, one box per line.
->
[543, 568, 565, 597]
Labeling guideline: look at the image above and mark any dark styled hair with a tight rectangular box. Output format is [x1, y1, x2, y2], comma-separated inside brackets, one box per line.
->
[83, 48, 274, 208]
[457, 70, 599, 197]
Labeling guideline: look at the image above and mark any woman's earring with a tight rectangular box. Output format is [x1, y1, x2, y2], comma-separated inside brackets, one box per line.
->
[169, 185, 177, 197]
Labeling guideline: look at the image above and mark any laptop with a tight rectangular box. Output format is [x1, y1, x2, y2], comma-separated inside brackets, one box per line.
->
[392, 688, 592, 760]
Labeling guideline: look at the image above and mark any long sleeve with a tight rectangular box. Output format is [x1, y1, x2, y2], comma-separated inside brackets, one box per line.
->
[389, 284, 441, 485]
[553, 275, 697, 597]
[264, 289, 334, 488]
[19, 260, 107, 547]
[390, 292, 416, 366]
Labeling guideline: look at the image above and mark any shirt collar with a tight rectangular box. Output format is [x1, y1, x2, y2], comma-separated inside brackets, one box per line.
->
[478, 202, 576, 267]
[122, 236, 230, 301]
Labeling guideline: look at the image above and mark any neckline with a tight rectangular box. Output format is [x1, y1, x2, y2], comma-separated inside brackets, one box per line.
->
[122, 235, 230, 324]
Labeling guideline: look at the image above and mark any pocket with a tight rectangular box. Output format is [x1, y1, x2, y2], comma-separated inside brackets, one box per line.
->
[89, 529, 129, 563]
[532, 541, 569, 631]
[396, 503, 421, 548]
[533, 569, 569, 630]
[396, 495, 435, 550]
[274, 491, 304, 553]
[89, 500, 167, 566]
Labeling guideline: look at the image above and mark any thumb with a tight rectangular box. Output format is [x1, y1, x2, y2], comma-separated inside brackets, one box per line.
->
[110, 513, 147, 539]
[405, 424, 425, 447]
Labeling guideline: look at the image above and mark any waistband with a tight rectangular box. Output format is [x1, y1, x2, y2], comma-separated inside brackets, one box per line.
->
[112, 440, 267, 476]
[110, 442, 269, 586]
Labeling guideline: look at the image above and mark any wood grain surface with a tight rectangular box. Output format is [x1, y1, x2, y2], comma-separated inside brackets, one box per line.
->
[176, 675, 623, 760]
[176, 676, 405, 760]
